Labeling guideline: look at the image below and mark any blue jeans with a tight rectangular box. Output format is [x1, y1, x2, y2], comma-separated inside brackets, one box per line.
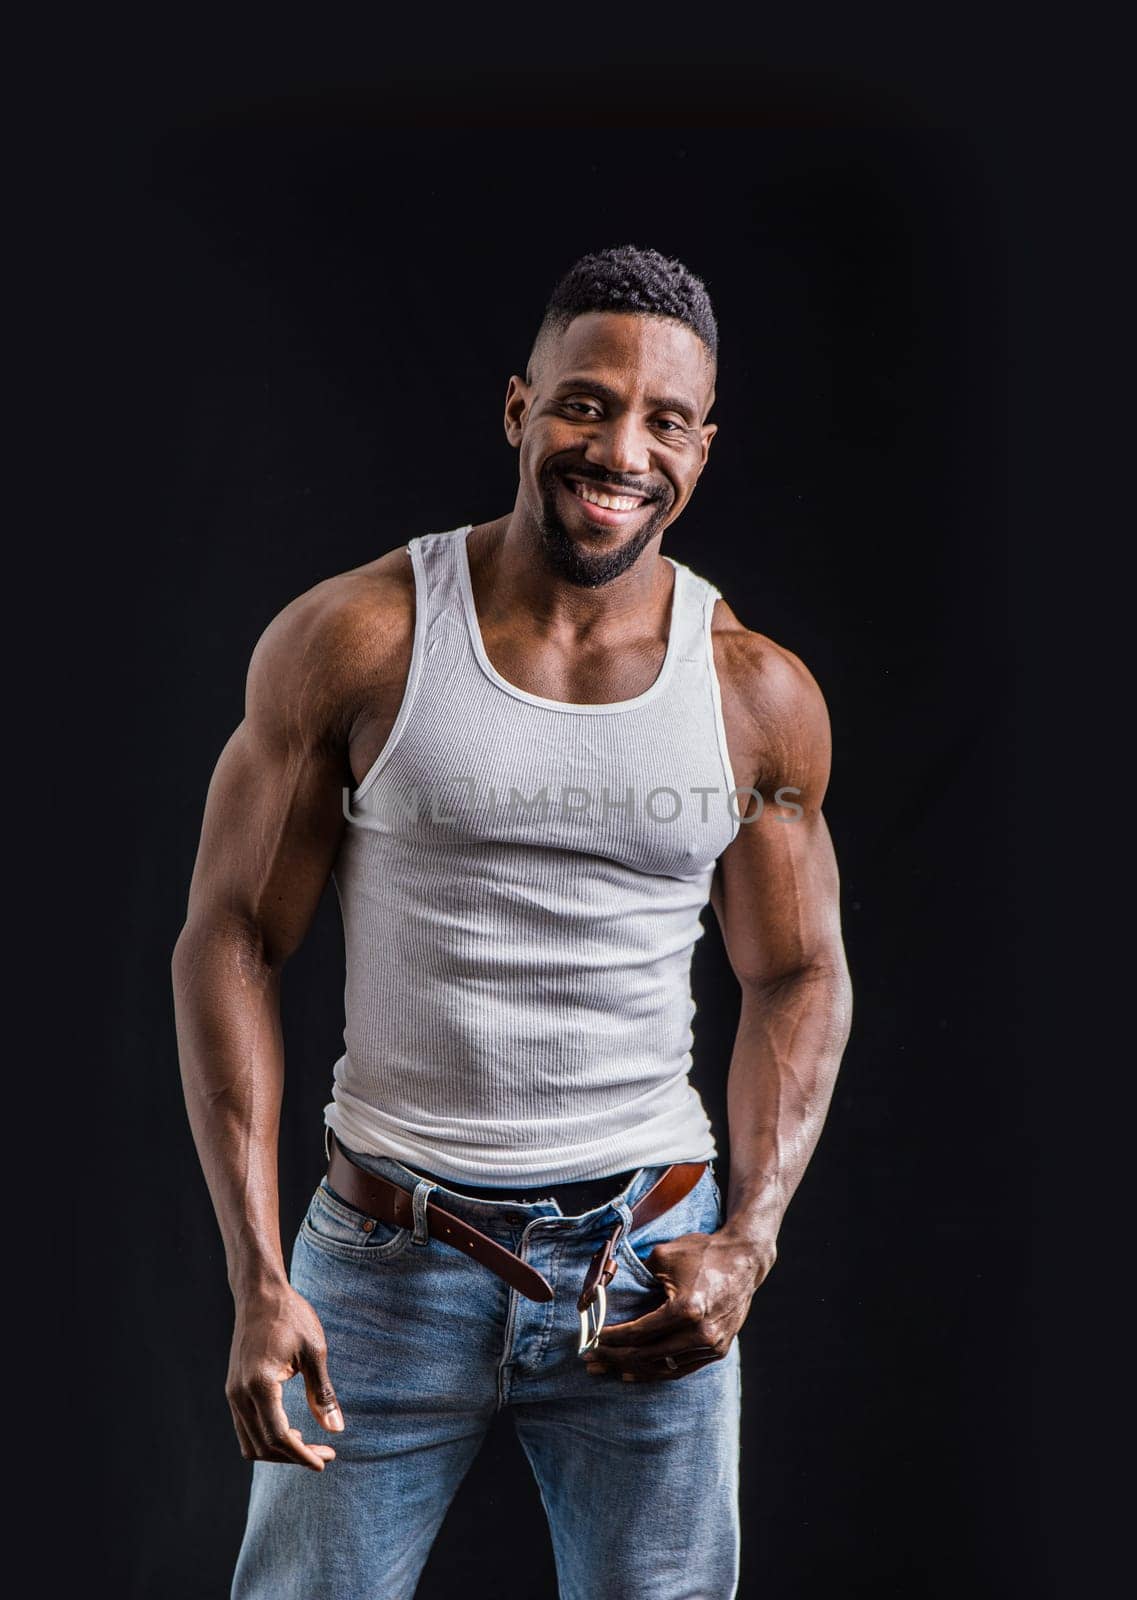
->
[232, 1148, 742, 1600]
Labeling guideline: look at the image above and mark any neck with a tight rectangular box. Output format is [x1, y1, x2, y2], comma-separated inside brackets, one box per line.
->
[467, 512, 673, 641]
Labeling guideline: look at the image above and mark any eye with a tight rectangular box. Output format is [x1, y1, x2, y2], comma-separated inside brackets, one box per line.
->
[564, 401, 602, 417]
[654, 418, 685, 434]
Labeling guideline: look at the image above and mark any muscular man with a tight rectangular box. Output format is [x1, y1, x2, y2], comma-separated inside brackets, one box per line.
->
[173, 245, 853, 1600]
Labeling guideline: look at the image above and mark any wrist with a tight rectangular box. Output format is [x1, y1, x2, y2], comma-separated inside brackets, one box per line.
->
[719, 1181, 786, 1255]
[228, 1253, 290, 1305]
[717, 1210, 780, 1251]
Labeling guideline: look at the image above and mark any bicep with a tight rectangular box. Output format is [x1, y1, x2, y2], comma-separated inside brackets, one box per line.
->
[182, 606, 353, 964]
[184, 718, 347, 964]
[709, 634, 846, 986]
[711, 802, 844, 987]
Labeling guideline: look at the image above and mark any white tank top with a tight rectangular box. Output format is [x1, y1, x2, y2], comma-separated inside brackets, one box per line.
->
[324, 524, 741, 1183]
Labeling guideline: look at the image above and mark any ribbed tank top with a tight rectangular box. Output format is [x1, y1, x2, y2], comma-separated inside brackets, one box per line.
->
[323, 524, 741, 1184]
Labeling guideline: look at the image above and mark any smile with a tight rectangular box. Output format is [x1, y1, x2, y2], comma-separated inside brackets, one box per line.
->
[559, 475, 652, 525]
[571, 481, 644, 511]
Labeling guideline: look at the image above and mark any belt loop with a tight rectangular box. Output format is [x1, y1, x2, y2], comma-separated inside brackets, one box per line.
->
[411, 1178, 436, 1245]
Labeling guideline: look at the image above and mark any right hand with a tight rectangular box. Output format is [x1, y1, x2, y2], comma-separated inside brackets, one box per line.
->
[226, 1283, 344, 1470]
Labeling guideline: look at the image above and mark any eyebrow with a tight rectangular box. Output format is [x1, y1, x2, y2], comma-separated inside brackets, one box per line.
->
[552, 377, 699, 423]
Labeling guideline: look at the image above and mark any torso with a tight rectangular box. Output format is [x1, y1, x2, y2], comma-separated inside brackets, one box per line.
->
[339, 518, 778, 810]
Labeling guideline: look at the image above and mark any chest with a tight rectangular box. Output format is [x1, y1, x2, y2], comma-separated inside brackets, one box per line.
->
[356, 646, 740, 879]
[476, 620, 672, 706]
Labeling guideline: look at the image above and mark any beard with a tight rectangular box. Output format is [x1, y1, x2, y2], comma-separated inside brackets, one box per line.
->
[534, 461, 671, 588]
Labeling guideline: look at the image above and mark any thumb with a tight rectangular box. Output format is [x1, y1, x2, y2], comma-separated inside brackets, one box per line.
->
[302, 1341, 345, 1433]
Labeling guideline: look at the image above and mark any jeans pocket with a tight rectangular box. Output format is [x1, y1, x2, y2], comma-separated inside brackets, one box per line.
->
[617, 1163, 722, 1289]
[299, 1180, 412, 1262]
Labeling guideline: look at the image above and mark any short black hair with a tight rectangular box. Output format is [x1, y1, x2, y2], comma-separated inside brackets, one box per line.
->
[527, 245, 718, 382]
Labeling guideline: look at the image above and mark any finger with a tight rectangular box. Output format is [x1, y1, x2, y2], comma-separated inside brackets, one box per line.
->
[624, 1356, 721, 1383]
[263, 1425, 337, 1469]
[615, 1349, 721, 1381]
[302, 1343, 345, 1433]
[250, 1380, 334, 1470]
[289, 1427, 337, 1462]
[255, 1429, 337, 1466]
[594, 1301, 685, 1348]
[590, 1340, 722, 1380]
[233, 1391, 284, 1462]
[230, 1406, 258, 1460]
[600, 1336, 719, 1363]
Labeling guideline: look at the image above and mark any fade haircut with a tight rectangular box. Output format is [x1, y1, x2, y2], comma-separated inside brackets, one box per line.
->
[526, 245, 718, 386]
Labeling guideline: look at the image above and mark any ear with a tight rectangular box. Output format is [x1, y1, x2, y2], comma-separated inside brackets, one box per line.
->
[698, 422, 718, 471]
[504, 375, 530, 449]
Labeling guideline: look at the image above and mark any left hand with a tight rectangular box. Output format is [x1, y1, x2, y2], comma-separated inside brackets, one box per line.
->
[584, 1227, 776, 1381]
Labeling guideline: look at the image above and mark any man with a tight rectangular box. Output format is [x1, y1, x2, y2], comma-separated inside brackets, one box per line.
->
[173, 244, 853, 1600]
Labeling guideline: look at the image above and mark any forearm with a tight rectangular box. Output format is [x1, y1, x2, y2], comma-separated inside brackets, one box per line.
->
[719, 958, 853, 1252]
[172, 921, 290, 1302]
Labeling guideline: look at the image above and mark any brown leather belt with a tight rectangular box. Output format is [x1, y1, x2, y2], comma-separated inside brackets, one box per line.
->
[325, 1134, 709, 1351]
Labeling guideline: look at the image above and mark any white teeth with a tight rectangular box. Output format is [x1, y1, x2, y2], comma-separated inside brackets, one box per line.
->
[572, 482, 642, 511]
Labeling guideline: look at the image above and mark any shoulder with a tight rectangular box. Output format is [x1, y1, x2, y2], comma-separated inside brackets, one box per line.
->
[246, 542, 416, 742]
[709, 593, 832, 798]
[710, 595, 829, 732]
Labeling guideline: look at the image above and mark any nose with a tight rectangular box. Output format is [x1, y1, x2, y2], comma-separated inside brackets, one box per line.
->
[583, 413, 652, 480]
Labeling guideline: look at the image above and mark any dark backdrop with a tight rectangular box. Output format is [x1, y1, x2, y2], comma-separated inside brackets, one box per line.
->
[75, 55, 1071, 1600]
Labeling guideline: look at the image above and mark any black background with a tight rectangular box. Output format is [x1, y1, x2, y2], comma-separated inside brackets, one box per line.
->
[72, 27, 1093, 1600]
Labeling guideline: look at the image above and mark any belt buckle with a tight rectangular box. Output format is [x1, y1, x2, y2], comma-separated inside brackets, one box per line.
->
[578, 1281, 608, 1354]
[577, 1221, 624, 1354]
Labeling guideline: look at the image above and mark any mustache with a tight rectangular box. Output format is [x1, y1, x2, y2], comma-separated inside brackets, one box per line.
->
[545, 463, 663, 502]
